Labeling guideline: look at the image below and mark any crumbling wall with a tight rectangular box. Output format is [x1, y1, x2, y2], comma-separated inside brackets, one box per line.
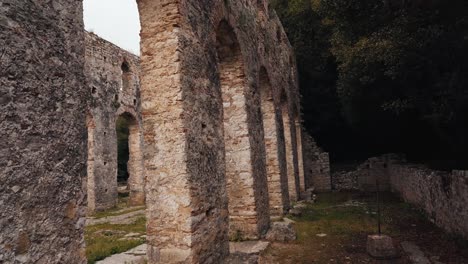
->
[0, 1, 87, 263]
[303, 132, 331, 191]
[84, 32, 144, 212]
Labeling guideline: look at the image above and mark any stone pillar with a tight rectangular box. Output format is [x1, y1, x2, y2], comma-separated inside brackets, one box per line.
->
[127, 121, 145, 206]
[0, 1, 87, 263]
[295, 119, 306, 194]
[138, 1, 229, 263]
[282, 105, 299, 202]
[87, 116, 97, 213]
[259, 69, 289, 216]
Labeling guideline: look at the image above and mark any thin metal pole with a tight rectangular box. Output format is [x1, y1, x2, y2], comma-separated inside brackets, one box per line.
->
[376, 176, 381, 235]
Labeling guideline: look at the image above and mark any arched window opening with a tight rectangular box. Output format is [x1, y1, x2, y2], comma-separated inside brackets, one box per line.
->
[121, 61, 132, 91]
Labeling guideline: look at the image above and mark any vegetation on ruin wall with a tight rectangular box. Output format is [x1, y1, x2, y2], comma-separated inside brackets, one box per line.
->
[272, 0, 468, 168]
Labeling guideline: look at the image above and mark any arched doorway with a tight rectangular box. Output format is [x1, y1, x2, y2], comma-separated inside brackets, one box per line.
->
[116, 112, 145, 206]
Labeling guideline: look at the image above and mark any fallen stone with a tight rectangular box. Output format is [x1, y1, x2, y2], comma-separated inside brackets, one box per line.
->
[367, 235, 397, 259]
[265, 222, 296, 242]
[283, 217, 296, 224]
[289, 208, 302, 217]
[316, 233, 327, 237]
[96, 244, 147, 264]
[229, 241, 269, 255]
[124, 232, 141, 238]
[401, 241, 431, 264]
[294, 203, 307, 210]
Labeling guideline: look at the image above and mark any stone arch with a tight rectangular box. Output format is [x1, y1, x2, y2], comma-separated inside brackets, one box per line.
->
[216, 20, 270, 240]
[116, 111, 145, 206]
[258, 67, 290, 215]
[280, 89, 300, 202]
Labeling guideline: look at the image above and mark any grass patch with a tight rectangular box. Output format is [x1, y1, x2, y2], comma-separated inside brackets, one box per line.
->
[85, 217, 146, 264]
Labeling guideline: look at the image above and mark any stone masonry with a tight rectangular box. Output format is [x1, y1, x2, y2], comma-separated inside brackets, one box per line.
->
[259, 68, 290, 216]
[0, 1, 88, 263]
[0, 0, 317, 263]
[85, 32, 144, 212]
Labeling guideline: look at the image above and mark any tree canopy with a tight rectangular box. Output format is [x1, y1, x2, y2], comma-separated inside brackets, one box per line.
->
[272, 0, 468, 168]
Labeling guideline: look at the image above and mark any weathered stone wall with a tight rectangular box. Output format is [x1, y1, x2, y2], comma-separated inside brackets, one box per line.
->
[84, 32, 144, 212]
[138, 0, 302, 261]
[303, 132, 331, 191]
[389, 164, 468, 239]
[332, 155, 468, 239]
[0, 1, 88, 263]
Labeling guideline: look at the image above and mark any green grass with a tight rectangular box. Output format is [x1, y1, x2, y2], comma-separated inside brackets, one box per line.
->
[85, 217, 146, 264]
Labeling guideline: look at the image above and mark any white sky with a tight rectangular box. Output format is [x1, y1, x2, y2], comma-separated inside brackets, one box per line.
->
[83, 0, 141, 55]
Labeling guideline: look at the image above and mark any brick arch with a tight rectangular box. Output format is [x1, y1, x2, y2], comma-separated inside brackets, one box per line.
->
[258, 67, 290, 215]
[216, 20, 270, 240]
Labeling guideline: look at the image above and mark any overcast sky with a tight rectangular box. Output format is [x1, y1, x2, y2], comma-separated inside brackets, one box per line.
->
[83, 0, 141, 55]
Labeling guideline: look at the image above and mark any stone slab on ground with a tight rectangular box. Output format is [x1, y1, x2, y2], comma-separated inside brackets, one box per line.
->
[96, 244, 147, 264]
[227, 241, 270, 264]
[86, 209, 145, 226]
[401, 241, 431, 264]
[230, 241, 270, 255]
[367, 235, 397, 259]
[265, 221, 297, 242]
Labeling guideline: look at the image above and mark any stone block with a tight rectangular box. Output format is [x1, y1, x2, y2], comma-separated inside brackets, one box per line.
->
[366, 235, 397, 259]
[265, 222, 297, 242]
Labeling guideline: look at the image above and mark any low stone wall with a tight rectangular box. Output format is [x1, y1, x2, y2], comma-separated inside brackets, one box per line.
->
[331, 155, 468, 239]
[389, 165, 468, 239]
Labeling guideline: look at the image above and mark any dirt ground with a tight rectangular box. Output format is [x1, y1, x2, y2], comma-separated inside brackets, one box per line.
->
[259, 192, 468, 264]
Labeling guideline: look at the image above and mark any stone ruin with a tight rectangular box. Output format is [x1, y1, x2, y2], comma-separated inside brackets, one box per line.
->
[85, 31, 144, 212]
[331, 154, 468, 240]
[1, 1, 328, 263]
